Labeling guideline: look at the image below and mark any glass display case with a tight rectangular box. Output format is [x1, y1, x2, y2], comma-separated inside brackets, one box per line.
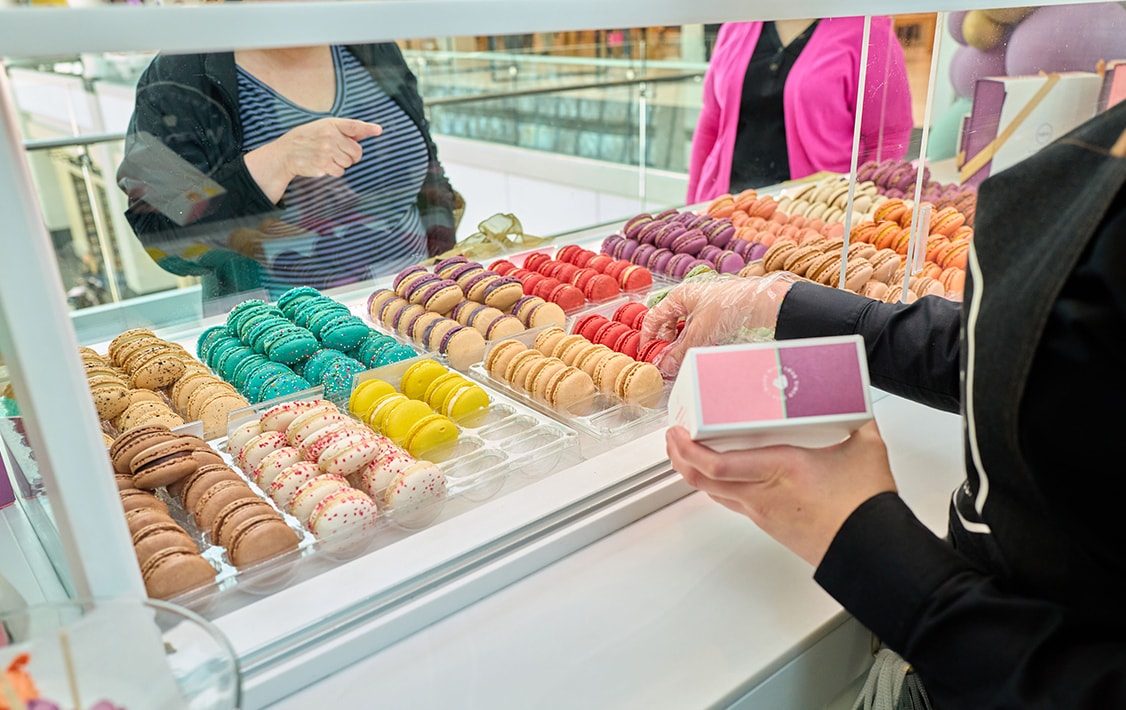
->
[2, 1, 1123, 707]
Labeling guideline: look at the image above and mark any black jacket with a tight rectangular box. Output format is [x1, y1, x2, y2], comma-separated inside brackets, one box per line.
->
[116, 44, 456, 296]
[779, 100, 1126, 708]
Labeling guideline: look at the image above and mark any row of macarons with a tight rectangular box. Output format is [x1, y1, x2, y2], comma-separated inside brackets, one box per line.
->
[394, 257, 526, 314]
[483, 324, 668, 413]
[110, 424, 300, 599]
[230, 398, 448, 532]
[857, 158, 977, 223]
[569, 301, 657, 362]
[89, 329, 253, 440]
[488, 247, 654, 307]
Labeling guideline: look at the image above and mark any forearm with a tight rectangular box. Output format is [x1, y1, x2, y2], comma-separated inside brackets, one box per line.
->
[776, 282, 962, 411]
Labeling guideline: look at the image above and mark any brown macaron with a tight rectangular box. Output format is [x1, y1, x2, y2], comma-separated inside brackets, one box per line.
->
[192, 479, 258, 530]
[119, 488, 170, 515]
[125, 506, 176, 536]
[177, 463, 245, 511]
[209, 497, 278, 549]
[130, 437, 203, 490]
[140, 546, 217, 600]
[226, 514, 301, 568]
[132, 521, 199, 567]
[109, 424, 177, 474]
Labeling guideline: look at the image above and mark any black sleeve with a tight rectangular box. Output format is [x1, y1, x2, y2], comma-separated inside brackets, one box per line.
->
[817, 493, 1126, 708]
[775, 281, 962, 412]
[115, 55, 277, 257]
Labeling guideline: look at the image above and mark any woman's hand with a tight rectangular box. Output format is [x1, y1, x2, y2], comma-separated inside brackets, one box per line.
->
[245, 117, 383, 203]
[640, 272, 800, 378]
[665, 420, 897, 567]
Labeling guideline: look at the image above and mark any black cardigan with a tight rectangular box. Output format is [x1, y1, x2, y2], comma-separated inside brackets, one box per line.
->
[116, 44, 457, 292]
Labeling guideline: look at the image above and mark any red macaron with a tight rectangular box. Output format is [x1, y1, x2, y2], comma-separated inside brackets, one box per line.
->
[617, 265, 653, 292]
[583, 273, 620, 302]
[612, 302, 649, 331]
[547, 283, 585, 312]
[586, 254, 615, 274]
[637, 339, 672, 364]
[613, 329, 642, 360]
[573, 314, 609, 342]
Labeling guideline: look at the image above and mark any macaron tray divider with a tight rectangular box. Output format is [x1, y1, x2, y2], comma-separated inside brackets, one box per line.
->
[355, 354, 581, 499]
[468, 320, 671, 447]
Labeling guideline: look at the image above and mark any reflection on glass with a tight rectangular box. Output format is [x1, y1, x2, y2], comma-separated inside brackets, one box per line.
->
[687, 16, 915, 202]
[116, 43, 460, 310]
[930, 3, 1126, 186]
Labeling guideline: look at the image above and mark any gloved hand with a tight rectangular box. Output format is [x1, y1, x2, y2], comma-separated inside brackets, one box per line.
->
[639, 272, 802, 377]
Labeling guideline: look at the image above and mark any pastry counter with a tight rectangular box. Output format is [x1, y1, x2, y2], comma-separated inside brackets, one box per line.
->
[258, 393, 964, 710]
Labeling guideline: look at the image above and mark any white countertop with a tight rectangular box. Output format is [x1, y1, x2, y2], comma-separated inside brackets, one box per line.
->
[266, 394, 963, 710]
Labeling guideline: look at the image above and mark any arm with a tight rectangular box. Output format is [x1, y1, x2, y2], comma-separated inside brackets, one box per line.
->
[687, 59, 723, 203]
[858, 18, 914, 164]
[116, 57, 278, 252]
[776, 281, 961, 412]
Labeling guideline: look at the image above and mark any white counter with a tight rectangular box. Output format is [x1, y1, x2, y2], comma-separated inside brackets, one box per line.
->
[266, 393, 963, 710]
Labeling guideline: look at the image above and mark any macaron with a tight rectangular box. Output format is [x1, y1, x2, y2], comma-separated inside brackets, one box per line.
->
[110, 424, 178, 474]
[542, 366, 597, 416]
[437, 324, 486, 371]
[612, 302, 649, 331]
[226, 514, 301, 568]
[531, 326, 567, 357]
[418, 278, 465, 315]
[288, 474, 351, 524]
[380, 398, 435, 446]
[546, 283, 585, 312]
[582, 273, 620, 302]
[591, 352, 635, 393]
[132, 522, 198, 567]
[253, 446, 305, 488]
[308, 488, 380, 543]
[481, 276, 525, 311]
[402, 413, 459, 459]
[129, 437, 204, 490]
[480, 341, 524, 382]
[383, 460, 447, 528]
[268, 461, 322, 509]
[260, 398, 331, 433]
[208, 496, 278, 549]
[439, 381, 490, 421]
[358, 453, 417, 503]
[177, 463, 245, 512]
[193, 479, 258, 531]
[140, 546, 217, 600]
[613, 361, 664, 408]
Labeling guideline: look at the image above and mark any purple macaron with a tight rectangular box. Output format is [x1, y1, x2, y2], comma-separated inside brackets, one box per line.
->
[617, 238, 640, 262]
[649, 248, 675, 275]
[602, 234, 626, 256]
[714, 250, 746, 274]
[632, 243, 658, 268]
[670, 229, 707, 256]
[623, 214, 654, 240]
[697, 244, 723, 265]
[746, 241, 769, 262]
[636, 220, 664, 246]
[654, 223, 686, 250]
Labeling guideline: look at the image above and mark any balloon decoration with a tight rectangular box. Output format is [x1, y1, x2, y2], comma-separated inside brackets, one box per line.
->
[930, 3, 1126, 160]
[947, 3, 1126, 101]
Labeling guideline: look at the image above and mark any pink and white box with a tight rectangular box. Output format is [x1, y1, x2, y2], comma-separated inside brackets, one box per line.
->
[668, 335, 873, 451]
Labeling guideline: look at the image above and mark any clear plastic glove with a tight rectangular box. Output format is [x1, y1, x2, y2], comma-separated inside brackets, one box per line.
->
[639, 272, 802, 378]
[665, 420, 897, 567]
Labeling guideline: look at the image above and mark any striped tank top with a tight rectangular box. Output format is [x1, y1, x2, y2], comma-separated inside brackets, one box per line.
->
[237, 45, 428, 295]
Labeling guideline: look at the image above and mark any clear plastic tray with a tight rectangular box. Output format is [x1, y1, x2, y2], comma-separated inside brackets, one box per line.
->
[355, 354, 581, 499]
[155, 375, 576, 609]
[467, 325, 671, 444]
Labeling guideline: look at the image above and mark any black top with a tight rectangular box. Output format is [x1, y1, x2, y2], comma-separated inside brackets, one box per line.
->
[729, 21, 818, 192]
[777, 99, 1126, 707]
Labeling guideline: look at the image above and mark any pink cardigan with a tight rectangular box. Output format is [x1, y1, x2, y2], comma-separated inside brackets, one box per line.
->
[687, 18, 914, 203]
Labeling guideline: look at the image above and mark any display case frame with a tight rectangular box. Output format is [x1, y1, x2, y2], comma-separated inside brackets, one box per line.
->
[0, 0, 1074, 705]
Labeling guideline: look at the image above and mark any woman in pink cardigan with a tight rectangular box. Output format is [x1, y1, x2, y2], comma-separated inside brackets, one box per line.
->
[687, 17, 914, 203]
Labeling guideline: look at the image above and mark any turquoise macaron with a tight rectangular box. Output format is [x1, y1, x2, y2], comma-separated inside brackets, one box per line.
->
[256, 371, 314, 404]
[196, 325, 233, 362]
[319, 314, 370, 352]
[243, 361, 295, 402]
[318, 356, 369, 404]
[265, 328, 320, 365]
[276, 286, 323, 318]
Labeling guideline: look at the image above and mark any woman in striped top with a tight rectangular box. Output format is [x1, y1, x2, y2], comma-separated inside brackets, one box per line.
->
[117, 43, 458, 302]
